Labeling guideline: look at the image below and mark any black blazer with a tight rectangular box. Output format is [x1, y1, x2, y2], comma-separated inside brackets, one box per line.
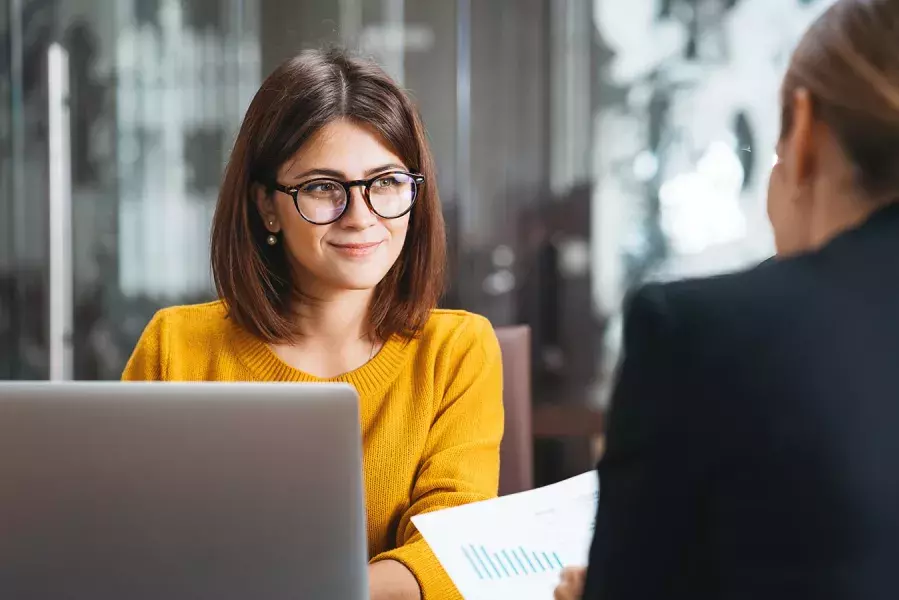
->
[583, 203, 899, 600]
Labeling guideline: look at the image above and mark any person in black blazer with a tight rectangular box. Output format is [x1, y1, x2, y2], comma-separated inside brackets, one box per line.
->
[554, 1, 899, 598]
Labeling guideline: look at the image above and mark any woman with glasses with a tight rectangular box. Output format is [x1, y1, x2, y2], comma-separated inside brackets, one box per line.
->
[123, 48, 503, 600]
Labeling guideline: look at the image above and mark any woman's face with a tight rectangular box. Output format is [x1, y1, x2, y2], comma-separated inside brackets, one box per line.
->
[257, 119, 411, 297]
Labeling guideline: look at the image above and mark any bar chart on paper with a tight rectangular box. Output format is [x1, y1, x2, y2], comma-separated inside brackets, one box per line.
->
[461, 544, 565, 580]
[412, 472, 599, 600]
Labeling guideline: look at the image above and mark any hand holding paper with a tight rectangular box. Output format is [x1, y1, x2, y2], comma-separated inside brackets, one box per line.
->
[412, 472, 599, 600]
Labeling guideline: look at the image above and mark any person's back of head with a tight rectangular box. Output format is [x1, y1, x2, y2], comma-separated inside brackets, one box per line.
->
[769, 0, 899, 255]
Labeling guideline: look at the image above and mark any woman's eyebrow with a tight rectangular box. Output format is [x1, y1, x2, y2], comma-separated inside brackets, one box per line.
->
[290, 168, 344, 181]
[363, 163, 406, 176]
[290, 163, 407, 181]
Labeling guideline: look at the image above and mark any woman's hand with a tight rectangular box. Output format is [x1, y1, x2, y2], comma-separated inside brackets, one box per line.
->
[553, 566, 587, 600]
[368, 559, 421, 600]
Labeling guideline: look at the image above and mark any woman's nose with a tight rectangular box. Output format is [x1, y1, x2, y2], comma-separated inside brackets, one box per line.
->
[340, 186, 378, 228]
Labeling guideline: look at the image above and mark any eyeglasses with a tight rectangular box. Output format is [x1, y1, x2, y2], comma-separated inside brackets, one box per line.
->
[272, 171, 424, 225]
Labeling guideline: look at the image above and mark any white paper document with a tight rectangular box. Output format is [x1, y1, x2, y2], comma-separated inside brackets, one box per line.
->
[412, 472, 599, 600]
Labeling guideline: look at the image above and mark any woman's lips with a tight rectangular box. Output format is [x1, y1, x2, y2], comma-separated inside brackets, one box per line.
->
[328, 241, 384, 257]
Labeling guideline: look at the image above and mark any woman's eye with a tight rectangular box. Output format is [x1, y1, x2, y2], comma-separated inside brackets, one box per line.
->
[304, 182, 337, 193]
[375, 177, 397, 187]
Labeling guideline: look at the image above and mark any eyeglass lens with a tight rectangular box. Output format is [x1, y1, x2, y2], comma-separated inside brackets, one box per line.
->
[295, 172, 417, 224]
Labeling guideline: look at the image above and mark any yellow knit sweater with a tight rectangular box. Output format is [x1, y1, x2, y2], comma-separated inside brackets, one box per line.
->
[121, 301, 503, 599]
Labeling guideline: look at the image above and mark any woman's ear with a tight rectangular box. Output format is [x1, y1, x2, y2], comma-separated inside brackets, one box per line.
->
[254, 183, 280, 233]
[783, 88, 815, 192]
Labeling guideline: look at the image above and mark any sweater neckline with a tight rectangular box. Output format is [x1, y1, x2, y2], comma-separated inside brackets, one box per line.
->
[230, 323, 412, 398]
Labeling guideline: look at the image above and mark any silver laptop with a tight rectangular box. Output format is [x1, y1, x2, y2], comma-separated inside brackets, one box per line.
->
[0, 382, 369, 600]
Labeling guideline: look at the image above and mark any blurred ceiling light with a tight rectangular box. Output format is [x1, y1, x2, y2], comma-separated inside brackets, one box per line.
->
[557, 237, 591, 278]
[491, 245, 516, 269]
[482, 270, 516, 296]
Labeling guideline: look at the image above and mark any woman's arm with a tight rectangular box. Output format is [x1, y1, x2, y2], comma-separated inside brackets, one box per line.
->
[370, 314, 504, 599]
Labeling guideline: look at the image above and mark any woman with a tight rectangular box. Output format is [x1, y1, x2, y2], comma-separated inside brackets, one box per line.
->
[123, 49, 503, 600]
[557, 0, 899, 598]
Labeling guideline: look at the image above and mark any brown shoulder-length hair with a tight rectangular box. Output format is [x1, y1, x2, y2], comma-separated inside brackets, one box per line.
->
[781, 0, 899, 198]
[211, 48, 446, 343]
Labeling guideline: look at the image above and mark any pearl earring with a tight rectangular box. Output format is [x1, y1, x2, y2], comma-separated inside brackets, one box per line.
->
[266, 234, 278, 246]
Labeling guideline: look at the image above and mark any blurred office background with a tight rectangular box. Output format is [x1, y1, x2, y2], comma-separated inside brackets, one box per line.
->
[0, 0, 834, 482]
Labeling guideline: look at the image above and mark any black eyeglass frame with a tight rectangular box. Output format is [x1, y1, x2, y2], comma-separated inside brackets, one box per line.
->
[271, 171, 425, 225]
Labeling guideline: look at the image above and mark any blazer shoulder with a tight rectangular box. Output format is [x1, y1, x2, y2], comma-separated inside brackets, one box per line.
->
[642, 256, 812, 322]
[619, 258, 819, 372]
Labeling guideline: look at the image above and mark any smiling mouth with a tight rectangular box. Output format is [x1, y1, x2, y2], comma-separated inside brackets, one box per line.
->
[328, 241, 384, 257]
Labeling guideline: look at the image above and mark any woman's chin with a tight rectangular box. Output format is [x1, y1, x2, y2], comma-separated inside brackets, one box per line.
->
[323, 268, 391, 293]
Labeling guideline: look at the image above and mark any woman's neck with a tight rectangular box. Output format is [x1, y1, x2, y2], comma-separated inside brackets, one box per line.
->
[293, 289, 374, 348]
[810, 185, 892, 251]
[269, 289, 379, 379]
